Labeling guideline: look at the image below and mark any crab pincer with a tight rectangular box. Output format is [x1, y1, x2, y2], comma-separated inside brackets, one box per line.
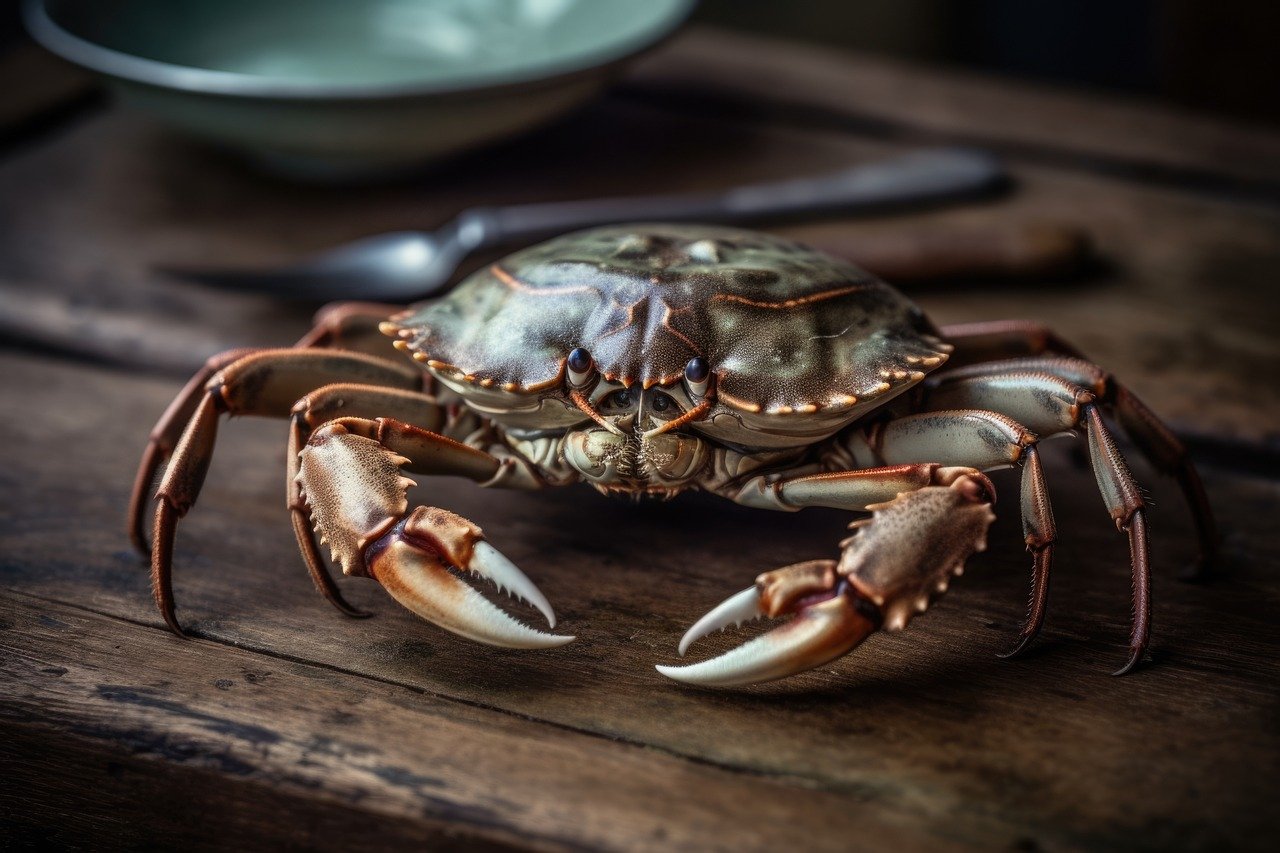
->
[133, 225, 1211, 678]
[299, 421, 573, 649]
[658, 474, 996, 687]
[365, 509, 572, 648]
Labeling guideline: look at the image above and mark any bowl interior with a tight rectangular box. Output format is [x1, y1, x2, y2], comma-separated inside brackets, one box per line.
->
[43, 0, 691, 91]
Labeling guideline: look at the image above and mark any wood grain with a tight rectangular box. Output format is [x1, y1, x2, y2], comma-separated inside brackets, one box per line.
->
[629, 27, 1280, 193]
[0, 101, 1275, 441]
[1, 719, 524, 852]
[3, 25, 1280, 851]
[1, 591, 939, 852]
[1, 352, 1277, 850]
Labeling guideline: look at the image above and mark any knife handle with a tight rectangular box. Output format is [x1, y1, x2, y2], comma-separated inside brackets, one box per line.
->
[810, 223, 1094, 284]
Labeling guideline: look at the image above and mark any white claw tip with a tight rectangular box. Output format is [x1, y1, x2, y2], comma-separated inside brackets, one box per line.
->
[371, 539, 570, 650]
[470, 541, 558, 628]
[661, 596, 876, 688]
[677, 586, 763, 656]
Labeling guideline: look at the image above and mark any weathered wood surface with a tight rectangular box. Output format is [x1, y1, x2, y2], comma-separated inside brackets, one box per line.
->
[2, 351, 1278, 850]
[1, 47, 1277, 439]
[3, 590, 928, 852]
[2, 24, 1280, 852]
[628, 27, 1280, 192]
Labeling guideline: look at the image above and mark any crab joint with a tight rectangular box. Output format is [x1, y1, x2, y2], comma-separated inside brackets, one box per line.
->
[298, 424, 572, 649]
[366, 509, 573, 649]
[658, 476, 995, 687]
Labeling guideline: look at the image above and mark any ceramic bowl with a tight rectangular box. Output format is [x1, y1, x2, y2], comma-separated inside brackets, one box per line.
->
[25, 0, 694, 179]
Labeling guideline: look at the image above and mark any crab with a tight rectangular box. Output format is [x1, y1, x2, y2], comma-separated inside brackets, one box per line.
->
[128, 224, 1216, 686]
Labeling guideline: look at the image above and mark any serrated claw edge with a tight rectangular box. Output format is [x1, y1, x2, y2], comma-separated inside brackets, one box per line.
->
[839, 483, 995, 632]
[659, 479, 995, 687]
[297, 427, 414, 576]
[366, 507, 572, 648]
[298, 425, 571, 649]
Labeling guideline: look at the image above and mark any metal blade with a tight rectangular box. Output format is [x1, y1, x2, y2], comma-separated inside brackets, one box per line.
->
[159, 231, 456, 301]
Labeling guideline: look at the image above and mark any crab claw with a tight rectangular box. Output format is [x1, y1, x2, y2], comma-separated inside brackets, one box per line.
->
[659, 477, 996, 687]
[298, 425, 572, 650]
[367, 508, 573, 649]
[657, 565, 877, 687]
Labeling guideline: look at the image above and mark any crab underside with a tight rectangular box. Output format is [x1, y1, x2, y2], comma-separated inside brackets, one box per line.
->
[128, 226, 1215, 686]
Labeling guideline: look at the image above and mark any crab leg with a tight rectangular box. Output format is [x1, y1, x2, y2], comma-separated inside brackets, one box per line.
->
[880, 404, 1152, 671]
[933, 354, 1215, 577]
[129, 303, 411, 552]
[293, 301, 411, 354]
[858, 411, 1062, 656]
[660, 473, 996, 687]
[147, 350, 423, 634]
[297, 417, 571, 648]
[937, 320, 1087, 365]
[128, 309, 419, 553]
[939, 323, 1216, 576]
[916, 373, 1161, 666]
[914, 371, 1080, 656]
[128, 347, 258, 552]
[287, 384, 458, 617]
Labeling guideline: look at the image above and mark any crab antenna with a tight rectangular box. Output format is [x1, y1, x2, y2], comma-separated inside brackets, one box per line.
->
[641, 398, 711, 440]
[569, 389, 625, 435]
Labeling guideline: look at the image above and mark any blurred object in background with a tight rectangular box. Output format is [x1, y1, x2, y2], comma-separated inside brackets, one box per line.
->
[0, 0, 95, 149]
[695, 0, 1280, 125]
[159, 148, 1010, 301]
[17, 0, 695, 179]
[5, 0, 1277, 141]
[0, 218, 1092, 376]
[810, 221, 1094, 287]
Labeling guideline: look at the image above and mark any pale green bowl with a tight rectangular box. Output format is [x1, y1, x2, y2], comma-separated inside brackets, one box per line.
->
[25, 0, 694, 179]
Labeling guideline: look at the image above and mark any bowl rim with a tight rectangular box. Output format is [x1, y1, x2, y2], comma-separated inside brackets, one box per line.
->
[23, 0, 696, 100]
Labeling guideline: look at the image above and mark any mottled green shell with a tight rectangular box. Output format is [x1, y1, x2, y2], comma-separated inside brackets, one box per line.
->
[390, 224, 950, 434]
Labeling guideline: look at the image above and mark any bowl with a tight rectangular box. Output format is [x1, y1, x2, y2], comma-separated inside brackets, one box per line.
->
[24, 0, 694, 180]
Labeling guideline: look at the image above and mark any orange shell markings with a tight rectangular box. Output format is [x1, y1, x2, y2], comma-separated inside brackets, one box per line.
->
[389, 224, 952, 414]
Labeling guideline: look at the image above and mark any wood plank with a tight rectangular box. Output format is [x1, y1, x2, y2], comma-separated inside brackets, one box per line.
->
[1, 591, 935, 852]
[2, 105, 1280, 438]
[1, 103, 1276, 440]
[1, 726, 521, 852]
[2, 351, 1277, 850]
[629, 27, 1280, 193]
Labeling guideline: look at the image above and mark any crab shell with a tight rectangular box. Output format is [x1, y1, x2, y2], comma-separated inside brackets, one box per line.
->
[386, 224, 953, 448]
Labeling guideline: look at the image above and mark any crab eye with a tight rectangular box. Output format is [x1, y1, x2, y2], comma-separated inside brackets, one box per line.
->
[684, 357, 711, 397]
[566, 347, 594, 386]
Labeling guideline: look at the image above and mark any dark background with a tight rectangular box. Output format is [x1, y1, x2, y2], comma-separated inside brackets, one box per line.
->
[5, 1, 1277, 124]
[694, 0, 1280, 124]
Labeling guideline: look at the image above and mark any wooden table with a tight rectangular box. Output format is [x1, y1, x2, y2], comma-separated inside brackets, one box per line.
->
[2, 27, 1278, 851]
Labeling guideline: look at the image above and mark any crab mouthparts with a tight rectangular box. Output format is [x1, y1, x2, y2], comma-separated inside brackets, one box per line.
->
[592, 482, 686, 500]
